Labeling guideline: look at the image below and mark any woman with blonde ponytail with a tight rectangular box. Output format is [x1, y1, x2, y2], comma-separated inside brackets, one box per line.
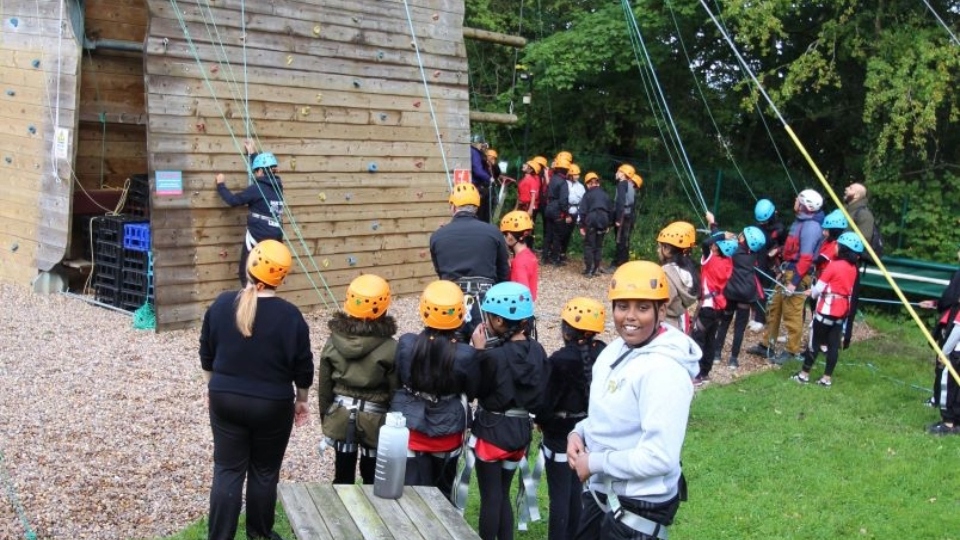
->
[200, 239, 314, 540]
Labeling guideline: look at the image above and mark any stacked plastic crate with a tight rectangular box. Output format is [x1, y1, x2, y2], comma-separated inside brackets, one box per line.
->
[92, 215, 143, 307]
[119, 222, 152, 311]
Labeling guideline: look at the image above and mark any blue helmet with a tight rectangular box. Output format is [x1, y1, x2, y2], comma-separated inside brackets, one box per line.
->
[754, 199, 775, 222]
[252, 152, 279, 170]
[837, 232, 864, 253]
[742, 226, 766, 253]
[481, 281, 534, 321]
[716, 238, 739, 257]
[822, 209, 848, 230]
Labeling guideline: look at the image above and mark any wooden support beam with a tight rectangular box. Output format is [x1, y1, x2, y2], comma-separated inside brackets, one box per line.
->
[462, 27, 527, 48]
[469, 110, 518, 125]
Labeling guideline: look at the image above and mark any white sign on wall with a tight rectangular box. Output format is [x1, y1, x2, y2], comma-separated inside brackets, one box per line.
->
[55, 128, 70, 160]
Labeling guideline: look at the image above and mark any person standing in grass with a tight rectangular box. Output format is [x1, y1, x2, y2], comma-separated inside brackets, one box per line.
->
[500, 210, 539, 301]
[656, 221, 701, 333]
[715, 225, 766, 371]
[692, 231, 736, 386]
[790, 232, 862, 387]
[540, 297, 607, 540]
[469, 282, 550, 540]
[568, 261, 700, 540]
[927, 308, 960, 435]
[200, 239, 313, 540]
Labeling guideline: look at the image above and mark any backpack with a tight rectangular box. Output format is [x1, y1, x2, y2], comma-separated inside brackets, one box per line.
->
[853, 206, 884, 261]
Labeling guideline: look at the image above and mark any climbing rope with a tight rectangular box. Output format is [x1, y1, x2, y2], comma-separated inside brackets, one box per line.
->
[921, 0, 960, 46]
[0, 447, 38, 540]
[697, 0, 960, 387]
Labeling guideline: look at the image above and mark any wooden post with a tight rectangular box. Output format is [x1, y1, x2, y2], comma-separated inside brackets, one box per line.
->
[469, 111, 518, 125]
[462, 27, 527, 48]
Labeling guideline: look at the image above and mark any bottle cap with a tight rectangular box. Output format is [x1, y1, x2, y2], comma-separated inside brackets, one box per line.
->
[385, 411, 406, 428]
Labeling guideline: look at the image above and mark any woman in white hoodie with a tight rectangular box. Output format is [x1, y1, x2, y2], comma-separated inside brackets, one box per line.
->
[567, 260, 700, 540]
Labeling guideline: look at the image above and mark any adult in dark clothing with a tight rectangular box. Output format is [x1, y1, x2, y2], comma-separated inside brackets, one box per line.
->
[471, 135, 493, 223]
[543, 156, 572, 266]
[390, 280, 480, 500]
[199, 239, 313, 540]
[469, 281, 550, 540]
[843, 182, 877, 260]
[751, 198, 786, 330]
[216, 142, 285, 287]
[607, 164, 641, 272]
[919, 253, 960, 408]
[540, 297, 607, 540]
[317, 274, 398, 485]
[430, 182, 510, 339]
[578, 172, 614, 277]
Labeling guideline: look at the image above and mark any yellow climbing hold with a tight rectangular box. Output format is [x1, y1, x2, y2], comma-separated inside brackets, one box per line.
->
[322, 258, 330, 268]
[286, 55, 294, 65]
[313, 24, 321, 36]
[318, 192, 327, 201]
[301, 106, 310, 116]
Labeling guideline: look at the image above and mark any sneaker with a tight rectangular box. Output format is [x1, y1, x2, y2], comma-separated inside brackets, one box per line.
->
[927, 421, 960, 435]
[746, 344, 771, 357]
[693, 375, 710, 388]
[777, 335, 787, 343]
[748, 321, 764, 333]
[769, 350, 800, 365]
[816, 377, 832, 387]
[923, 396, 938, 408]
[712, 355, 721, 365]
[790, 372, 810, 384]
[728, 358, 739, 370]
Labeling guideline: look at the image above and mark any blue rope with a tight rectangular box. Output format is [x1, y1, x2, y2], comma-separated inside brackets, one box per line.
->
[0, 448, 37, 540]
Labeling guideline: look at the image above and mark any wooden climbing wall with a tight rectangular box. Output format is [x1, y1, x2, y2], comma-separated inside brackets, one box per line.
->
[0, 1, 81, 284]
[143, 0, 471, 329]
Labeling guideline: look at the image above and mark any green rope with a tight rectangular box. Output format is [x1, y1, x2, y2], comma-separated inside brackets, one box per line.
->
[0, 448, 38, 540]
[167, 0, 338, 307]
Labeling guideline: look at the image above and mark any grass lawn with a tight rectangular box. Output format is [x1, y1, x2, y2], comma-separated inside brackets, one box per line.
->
[158, 312, 960, 539]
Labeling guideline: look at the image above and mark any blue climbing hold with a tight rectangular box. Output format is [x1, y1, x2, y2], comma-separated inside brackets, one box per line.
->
[367, 162, 378, 173]
[9, 17, 18, 28]
[31, 59, 40, 68]
[5, 89, 14, 96]
[27, 125, 36, 134]
[347, 256, 357, 266]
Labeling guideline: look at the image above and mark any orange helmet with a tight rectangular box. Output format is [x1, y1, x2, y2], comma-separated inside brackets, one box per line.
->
[617, 163, 636, 177]
[532, 156, 549, 170]
[525, 160, 542, 174]
[419, 280, 466, 330]
[630, 173, 643, 188]
[562, 297, 606, 333]
[609, 261, 670, 302]
[344, 274, 391, 320]
[449, 183, 481, 207]
[555, 151, 573, 163]
[584, 172, 600, 183]
[568, 164, 581, 176]
[500, 210, 534, 233]
[553, 156, 572, 170]
[247, 240, 292, 287]
[486, 149, 498, 159]
[657, 221, 697, 249]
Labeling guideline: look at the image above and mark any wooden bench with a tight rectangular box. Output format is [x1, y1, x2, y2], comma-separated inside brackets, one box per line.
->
[278, 483, 481, 540]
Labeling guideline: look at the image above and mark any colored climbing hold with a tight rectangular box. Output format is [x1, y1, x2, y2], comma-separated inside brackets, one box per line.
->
[322, 258, 330, 268]
[313, 24, 321, 36]
[415, 160, 424, 169]
[433, 70, 441, 78]
[316, 93, 323, 102]
[317, 192, 327, 201]
[347, 256, 357, 266]
[367, 162, 378, 173]
[11, 242, 19, 252]
[419, 250, 427, 258]
[432, 13, 440, 21]
[413, 100, 421, 108]
[9, 17, 18, 28]
[416, 191, 424, 199]
[376, 50, 385, 60]
[286, 55, 293, 65]
[300, 106, 310, 116]
[31, 59, 40, 68]
[27, 125, 36, 134]
[345, 193, 353, 201]
[371, 221, 380, 231]
[290, 157, 297, 170]
[379, 113, 388, 121]
[5, 89, 14, 96]
[4, 156, 12, 164]
[353, 80, 361, 88]
[210, 64, 219, 74]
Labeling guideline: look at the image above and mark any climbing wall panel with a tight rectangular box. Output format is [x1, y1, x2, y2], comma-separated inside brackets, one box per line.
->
[143, 0, 471, 329]
[0, 1, 81, 283]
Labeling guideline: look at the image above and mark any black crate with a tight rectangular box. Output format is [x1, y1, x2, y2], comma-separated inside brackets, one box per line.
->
[94, 264, 120, 289]
[94, 283, 119, 306]
[122, 249, 151, 272]
[93, 215, 146, 244]
[119, 289, 148, 312]
[121, 269, 151, 295]
[93, 240, 122, 267]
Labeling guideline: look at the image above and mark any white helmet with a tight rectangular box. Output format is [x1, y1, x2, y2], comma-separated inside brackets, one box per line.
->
[797, 189, 823, 212]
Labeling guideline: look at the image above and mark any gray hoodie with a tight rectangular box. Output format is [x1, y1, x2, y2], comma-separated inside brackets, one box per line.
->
[574, 324, 700, 502]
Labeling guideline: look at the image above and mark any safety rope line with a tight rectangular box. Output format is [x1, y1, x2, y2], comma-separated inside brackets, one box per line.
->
[167, 0, 338, 307]
[921, 0, 960, 46]
[401, 0, 453, 190]
[0, 447, 38, 540]
[707, 0, 797, 196]
[698, 0, 960, 387]
[621, 0, 706, 224]
[240, 0, 250, 139]
[665, 2, 755, 201]
[185, 1, 340, 309]
[622, 0, 709, 215]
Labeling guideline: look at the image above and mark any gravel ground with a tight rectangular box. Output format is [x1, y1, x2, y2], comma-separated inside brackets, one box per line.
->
[0, 262, 873, 539]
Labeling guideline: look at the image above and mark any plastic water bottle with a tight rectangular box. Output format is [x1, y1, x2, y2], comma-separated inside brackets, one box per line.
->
[373, 412, 409, 499]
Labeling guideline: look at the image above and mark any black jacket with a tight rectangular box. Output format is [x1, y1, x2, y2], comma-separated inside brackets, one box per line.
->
[579, 186, 613, 230]
[389, 332, 480, 437]
[539, 340, 606, 444]
[429, 212, 510, 282]
[613, 180, 635, 222]
[544, 173, 570, 221]
[723, 245, 760, 304]
[217, 174, 284, 242]
[472, 338, 550, 451]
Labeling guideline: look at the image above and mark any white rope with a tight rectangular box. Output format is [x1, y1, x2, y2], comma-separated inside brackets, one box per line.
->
[921, 0, 960, 46]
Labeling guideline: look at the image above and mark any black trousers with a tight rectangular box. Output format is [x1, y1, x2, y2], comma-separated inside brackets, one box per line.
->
[476, 459, 518, 540]
[716, 304, 752, 359]
[544, 218, 566, 263]
[693, 307, 722, 377]
[404, 452, 460, 500]
[208, 392, 294, 540]
[574, 492, 664, 540]
[939, 352, 960, 423]
[333, 448, 376, 485]
[583, 227, 606, 272]
[612, 215, 635, 267]
[543, 437, 581, 540]
[802, 317, 842, 376]
[558, 218, 576, 256]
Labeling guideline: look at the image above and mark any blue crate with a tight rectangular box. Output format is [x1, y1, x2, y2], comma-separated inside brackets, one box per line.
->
[123, 223, 150, 252]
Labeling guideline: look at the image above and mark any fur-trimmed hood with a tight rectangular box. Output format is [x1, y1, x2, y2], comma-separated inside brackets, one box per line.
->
[327, 311, 398, 361]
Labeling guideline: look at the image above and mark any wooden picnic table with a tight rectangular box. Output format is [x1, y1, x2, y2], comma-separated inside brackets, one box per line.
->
[278, 482, 482, 540]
